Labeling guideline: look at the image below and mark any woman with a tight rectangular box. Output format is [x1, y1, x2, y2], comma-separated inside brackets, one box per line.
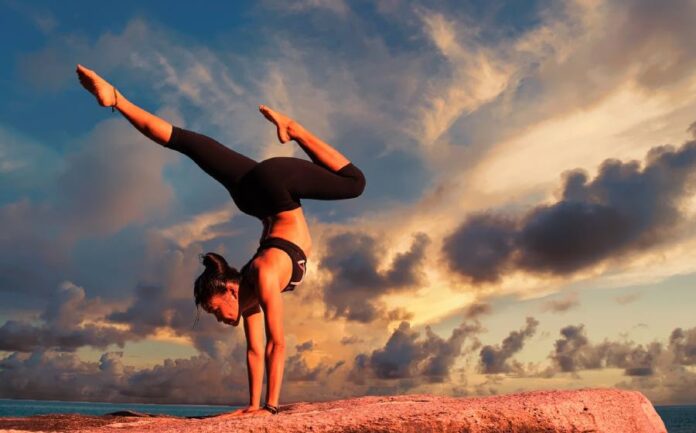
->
[76, 64, 365, 417]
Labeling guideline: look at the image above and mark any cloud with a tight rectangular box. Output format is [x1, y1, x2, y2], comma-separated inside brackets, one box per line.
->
[540, 292, 579, 313]
[261, 0, 349, 16]
[295, 340, 314, 352]
[156, 204, 238, 249]
[479, 317, 539, 374]
[464, 302, 493, 319]
[340, 336, 364, 345]
[54, 120, 175, 238]
[615, 292, 642, 305]
[415, 11, 512, 147]
[321, 232, 430, 322]
[669, 327, 696, 366]
[443, 134, 696, 283]
[546, 324, 662, 377]
[538, 323, 696, 404]
[0, 281, 132, 352]
[0, 118, 176, 308]
[349, 319, 481, 385]
[0, 350, 248, 405]
[3, 1, 58, 35]
[284, 353, 324, 382]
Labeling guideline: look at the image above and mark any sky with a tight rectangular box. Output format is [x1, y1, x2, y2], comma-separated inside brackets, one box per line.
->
[1, 0, 696, 406]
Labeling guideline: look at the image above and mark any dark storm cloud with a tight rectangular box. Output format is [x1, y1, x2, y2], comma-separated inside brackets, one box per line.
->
[327, 360, 345, 375]
[479, 317, 539, 374]
[464, 302, 493, 319]
[546, 324, 662, 377]
[282, 342, 343, 383]
[443, 134, 696, 282]
[107, 284, 193, 336]
[0, 350, 249, 405]
[107, 282, 241, 360]
[349, 319, 481, 385]
[536, 324, 696, 403]
[321, 231, 430, 322]
[0, 282, 132, 352]
[295, 340, 314, 352]
[669, 327, 696, 366]
[442, 214, 517, 283]
[284, 353, 324, 382]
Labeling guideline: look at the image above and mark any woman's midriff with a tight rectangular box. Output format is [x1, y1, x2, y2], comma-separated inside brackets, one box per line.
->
[264, 207, 312, 257]
[239, 208, 311, 313]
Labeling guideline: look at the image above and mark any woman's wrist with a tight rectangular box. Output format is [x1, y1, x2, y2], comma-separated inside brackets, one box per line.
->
[263, 403, 279, 414]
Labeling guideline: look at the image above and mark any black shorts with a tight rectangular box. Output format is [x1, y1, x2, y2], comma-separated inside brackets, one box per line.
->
[241, 237, 307, 292]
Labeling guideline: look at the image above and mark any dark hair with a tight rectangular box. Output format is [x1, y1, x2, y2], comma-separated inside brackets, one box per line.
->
[194, 252, 241, 307]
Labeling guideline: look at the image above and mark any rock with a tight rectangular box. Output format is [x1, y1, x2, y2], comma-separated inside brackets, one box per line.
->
[0, 388, 667, 433]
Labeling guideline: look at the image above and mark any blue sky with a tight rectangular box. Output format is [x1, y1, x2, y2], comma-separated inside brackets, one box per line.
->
[1, 0, 696, 406]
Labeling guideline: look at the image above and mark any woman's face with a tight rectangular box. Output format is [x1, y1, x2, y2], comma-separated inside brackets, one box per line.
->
[203, 282, 240, 326]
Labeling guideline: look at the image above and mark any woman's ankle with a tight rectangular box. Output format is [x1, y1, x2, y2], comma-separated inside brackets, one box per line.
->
[287, 120, 305, 141]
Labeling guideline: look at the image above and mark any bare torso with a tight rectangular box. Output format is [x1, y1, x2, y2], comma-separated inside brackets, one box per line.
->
[238, 207, 312, 313]
[264, 208, 313, 255]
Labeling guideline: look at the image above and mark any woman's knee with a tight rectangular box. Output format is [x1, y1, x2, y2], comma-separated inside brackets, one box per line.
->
[339, 163, 366, 197]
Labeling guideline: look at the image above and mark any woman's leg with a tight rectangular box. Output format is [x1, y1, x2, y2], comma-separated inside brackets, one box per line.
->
[257, 157, 365, 204]
[289, 158, 365, 201]
[77, 64, 257, 188]
[76, 64, 173, 145]
[259, 105, 351, 172]
[165, 127, 257, 188]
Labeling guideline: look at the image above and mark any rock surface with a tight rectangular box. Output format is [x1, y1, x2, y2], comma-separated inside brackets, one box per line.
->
[0, 388, 667, 433]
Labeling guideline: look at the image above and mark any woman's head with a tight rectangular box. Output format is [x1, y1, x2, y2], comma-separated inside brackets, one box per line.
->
[194, 252, 241, 326]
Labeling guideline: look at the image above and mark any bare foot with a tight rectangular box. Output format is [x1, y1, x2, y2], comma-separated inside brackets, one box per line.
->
[259, 104, 299, 143]
[75, 64, 117, 108]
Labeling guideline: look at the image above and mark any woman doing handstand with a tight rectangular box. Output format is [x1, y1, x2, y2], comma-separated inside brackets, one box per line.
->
[76, 64, 365, 417]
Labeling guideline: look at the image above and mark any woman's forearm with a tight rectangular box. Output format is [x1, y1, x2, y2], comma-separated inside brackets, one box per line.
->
[246, 350, 264, 408]
[114, 90, 173, 146]
[264, 341, 286, 406]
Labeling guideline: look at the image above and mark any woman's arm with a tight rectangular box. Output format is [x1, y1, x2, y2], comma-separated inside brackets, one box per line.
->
[243, 306, 265, 409]
[253, 260, 286, 408]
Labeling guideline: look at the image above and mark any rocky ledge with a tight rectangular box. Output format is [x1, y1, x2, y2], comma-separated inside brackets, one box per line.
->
[0, 388, 667, 433]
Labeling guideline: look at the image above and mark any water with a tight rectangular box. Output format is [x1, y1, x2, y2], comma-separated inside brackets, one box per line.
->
[0, 399, 240, 418]
[655, 405, 696, 433]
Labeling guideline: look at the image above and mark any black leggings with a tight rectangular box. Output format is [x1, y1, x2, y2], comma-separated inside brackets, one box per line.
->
[164, 126, 365, 219]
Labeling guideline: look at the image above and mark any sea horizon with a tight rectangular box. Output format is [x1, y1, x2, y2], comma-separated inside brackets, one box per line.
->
[0, 398, 241, 418]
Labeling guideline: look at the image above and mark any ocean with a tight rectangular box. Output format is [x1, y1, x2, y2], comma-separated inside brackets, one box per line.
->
[0, 399, 240, 418]
[0, 399, 694, 431]
[655, 405, 696, 433]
